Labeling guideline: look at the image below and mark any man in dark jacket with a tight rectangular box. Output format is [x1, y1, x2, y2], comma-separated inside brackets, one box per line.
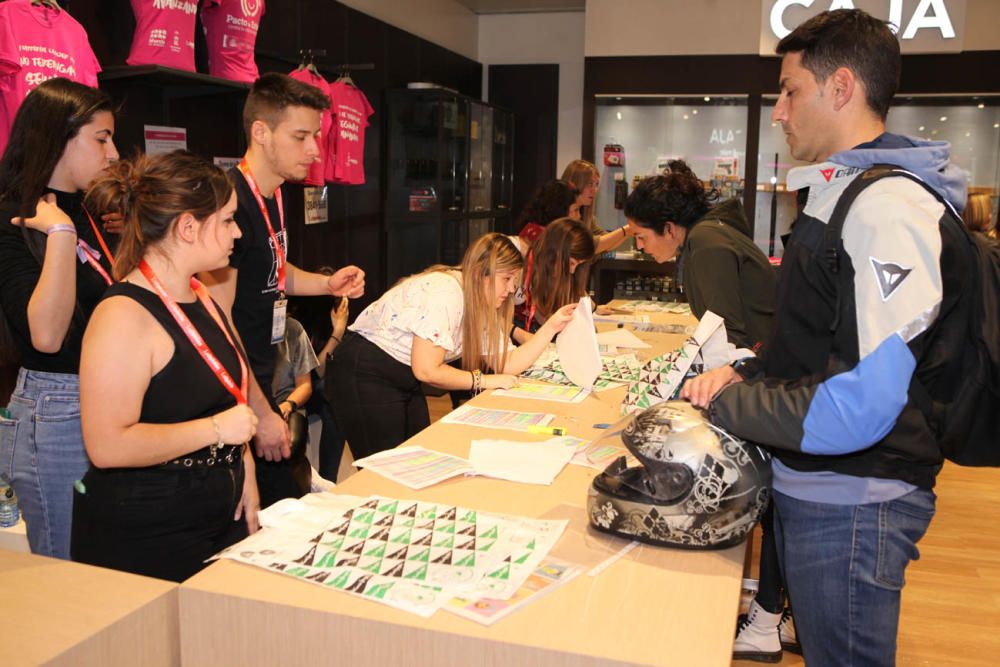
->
[625, 160, 775, 351]
[682, 9, 971, 666]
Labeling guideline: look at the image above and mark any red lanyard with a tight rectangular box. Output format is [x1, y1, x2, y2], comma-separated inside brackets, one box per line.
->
[82, 207, 114, 264]
[76, 207, 114, 286]
[138, 259, 248, 405]
[237, 158, 286, 293]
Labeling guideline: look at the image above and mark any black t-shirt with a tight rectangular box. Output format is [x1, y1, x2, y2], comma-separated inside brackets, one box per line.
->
[0, 189, 114, 373]
[228, 167, 287, 391]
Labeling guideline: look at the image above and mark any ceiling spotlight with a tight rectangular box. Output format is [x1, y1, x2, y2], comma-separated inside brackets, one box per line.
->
[771, 122, 777, 127]
[940, 116, 948, 122]
[616, 111, 622, 121]
[966, 131, 972, 137]
[918, 126, 925, 131]
[704, 96, 710, 102]
[978, 103, 985, 109]
[615, 97, 622, 101]
[692, 109, 698, 115]
[683, 114, 689, 120]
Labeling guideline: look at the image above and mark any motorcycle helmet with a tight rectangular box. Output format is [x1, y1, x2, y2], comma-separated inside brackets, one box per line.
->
[587, 400, 771, 549]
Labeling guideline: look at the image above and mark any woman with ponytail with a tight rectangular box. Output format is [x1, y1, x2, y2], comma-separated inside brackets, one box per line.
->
[328, 233, 576, 459]
[0, 78, 118, 559]
[71, 151, 259, 582]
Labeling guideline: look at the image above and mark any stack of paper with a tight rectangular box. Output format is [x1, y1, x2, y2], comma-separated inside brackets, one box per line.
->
[468, 437, 577, 485]
[353, 446, 476, 490]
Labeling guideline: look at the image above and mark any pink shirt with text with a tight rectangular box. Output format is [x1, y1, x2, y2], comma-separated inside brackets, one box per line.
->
[127, 0, 198, 72]
[287, 68, 332, 187]
[0, 0, 101, 155]
[201, 0, 264, 83]
[326, 81, 374, 186]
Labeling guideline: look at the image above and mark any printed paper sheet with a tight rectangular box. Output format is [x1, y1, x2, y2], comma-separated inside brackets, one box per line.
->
[353, 447, 475, 490]
[218, 496, 567, 617]
[440, 405, 556, 432]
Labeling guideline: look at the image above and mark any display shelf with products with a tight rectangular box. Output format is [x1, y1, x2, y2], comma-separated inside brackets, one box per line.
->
[592, 95, 749, 233]
[590, 256, 684, 305]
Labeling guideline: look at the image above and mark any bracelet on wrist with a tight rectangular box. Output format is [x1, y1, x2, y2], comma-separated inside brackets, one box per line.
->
[330, 334, 342, 343]
[46, 223, 77, 236]
[210, 415, 225, 458]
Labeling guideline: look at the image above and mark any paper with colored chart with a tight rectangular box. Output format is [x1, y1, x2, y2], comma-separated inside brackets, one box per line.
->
[353, 447, 476, 490]
[491, 382, 589, 404]
[468, 437, 577, 485]
[445, 556, 582, 626]
[440, 404, 556, 432]
[217, 495, 567, 617]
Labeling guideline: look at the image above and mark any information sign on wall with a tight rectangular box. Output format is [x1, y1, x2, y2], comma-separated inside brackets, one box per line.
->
[760, 0, 967, 56]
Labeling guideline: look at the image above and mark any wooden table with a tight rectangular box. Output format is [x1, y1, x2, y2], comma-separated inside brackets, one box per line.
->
[0, 549, 179, 666]
[180, 309, 745, 667]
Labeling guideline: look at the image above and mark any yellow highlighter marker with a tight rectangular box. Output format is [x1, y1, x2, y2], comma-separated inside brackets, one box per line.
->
[527, 425, 567, 436]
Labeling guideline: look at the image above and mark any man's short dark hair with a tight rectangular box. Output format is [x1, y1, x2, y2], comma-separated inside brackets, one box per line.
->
[776, 9, 900, 120]
[242, 72, 330, 139]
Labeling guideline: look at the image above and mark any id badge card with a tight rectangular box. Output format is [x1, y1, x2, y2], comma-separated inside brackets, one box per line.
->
[271, 297, 288, 344]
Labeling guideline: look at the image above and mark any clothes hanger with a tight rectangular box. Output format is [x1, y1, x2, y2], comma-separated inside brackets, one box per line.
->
[336, 67, 355, 88]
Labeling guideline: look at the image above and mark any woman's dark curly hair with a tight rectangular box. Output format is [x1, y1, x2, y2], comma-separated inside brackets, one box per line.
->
[623, 160, 718, 234]
[515, 179, 579, 233]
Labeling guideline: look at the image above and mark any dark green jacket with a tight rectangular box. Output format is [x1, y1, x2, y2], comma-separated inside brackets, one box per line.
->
[681, 198, 775, 350]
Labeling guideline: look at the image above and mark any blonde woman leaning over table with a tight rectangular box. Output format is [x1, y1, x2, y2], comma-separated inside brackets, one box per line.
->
[328, 233, 575, 460]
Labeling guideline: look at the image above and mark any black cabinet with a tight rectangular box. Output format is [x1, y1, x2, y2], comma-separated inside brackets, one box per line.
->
[384, 88, 513, 286]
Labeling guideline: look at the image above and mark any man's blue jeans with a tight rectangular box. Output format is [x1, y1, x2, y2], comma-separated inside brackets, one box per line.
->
[772, 487, 936, 666]
[1, 369, 90, 559]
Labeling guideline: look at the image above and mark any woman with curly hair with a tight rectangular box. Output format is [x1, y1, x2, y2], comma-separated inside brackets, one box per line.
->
[624, 160, 775, 352]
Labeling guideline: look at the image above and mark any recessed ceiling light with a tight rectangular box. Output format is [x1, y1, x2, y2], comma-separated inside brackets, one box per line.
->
[940, 116, 948, 122]
[978, 103, 985, 109]
[918, 126, 925, 131]
[965, 131, 972, 137]
[692, 109, 698, 115]
[616, 111, 622, 121]
[704, 96, 711, 102]
[683, 114, 689, 120]
[771, 122, 777, 127]
[616, 97, 622, 101]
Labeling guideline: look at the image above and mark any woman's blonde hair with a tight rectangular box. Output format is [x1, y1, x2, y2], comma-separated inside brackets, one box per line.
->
[410, 233, 523, 372]
[561, 159, 600, 230]
[459, 234, 523, 372]
[965, 192, 995, 237]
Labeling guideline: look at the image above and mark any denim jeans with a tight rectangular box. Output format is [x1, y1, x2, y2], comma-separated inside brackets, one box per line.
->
[0, 369, 90, 559]
[772, 487, 936, 667]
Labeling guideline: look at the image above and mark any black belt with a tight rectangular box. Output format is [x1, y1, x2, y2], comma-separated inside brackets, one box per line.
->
[160, 444, 244, 469]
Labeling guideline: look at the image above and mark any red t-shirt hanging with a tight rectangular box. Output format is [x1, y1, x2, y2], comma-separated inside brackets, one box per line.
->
[0, 0, 101, 155]
[201, 0, 264, 83]
[326, 81, 374, 186]
[127, 0, 198, 72]
[287, 68, 332, 187]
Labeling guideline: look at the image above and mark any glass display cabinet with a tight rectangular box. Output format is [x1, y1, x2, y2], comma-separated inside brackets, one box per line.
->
[384, 88, 513, 285]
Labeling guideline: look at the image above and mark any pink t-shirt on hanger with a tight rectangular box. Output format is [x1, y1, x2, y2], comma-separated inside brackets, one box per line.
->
[0, 0, 101, 155]
[127, 0, 198, 72]
[288, 68, 332, 187]
[201, 0, 264, 83]
[326, 80, 374, 186]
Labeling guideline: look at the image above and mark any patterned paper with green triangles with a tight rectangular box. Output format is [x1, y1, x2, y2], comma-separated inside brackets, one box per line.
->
[220, 495, 567, 617]
[521, 353, 640, 389]
[622, 336, 703, 415]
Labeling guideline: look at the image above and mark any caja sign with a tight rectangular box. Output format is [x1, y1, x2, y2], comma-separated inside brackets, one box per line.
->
[760, 0, 967, 55]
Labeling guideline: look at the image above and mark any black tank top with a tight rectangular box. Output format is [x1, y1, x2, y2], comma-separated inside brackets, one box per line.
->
[101, 282, 245, 425]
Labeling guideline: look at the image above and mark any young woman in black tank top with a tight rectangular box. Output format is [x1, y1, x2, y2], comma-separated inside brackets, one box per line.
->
[71, 152, 259, 582]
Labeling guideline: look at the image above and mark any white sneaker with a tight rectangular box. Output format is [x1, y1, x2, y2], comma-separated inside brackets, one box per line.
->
[779, 607, 801, 655]
[733, 599, 783, 663]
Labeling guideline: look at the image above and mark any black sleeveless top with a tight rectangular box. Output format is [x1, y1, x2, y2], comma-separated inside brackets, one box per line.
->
[101, 282, 246, 426]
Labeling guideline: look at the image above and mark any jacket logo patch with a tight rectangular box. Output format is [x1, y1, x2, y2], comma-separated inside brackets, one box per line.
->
[820, 168, 835, 182]
[870, 258, 912, 302]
